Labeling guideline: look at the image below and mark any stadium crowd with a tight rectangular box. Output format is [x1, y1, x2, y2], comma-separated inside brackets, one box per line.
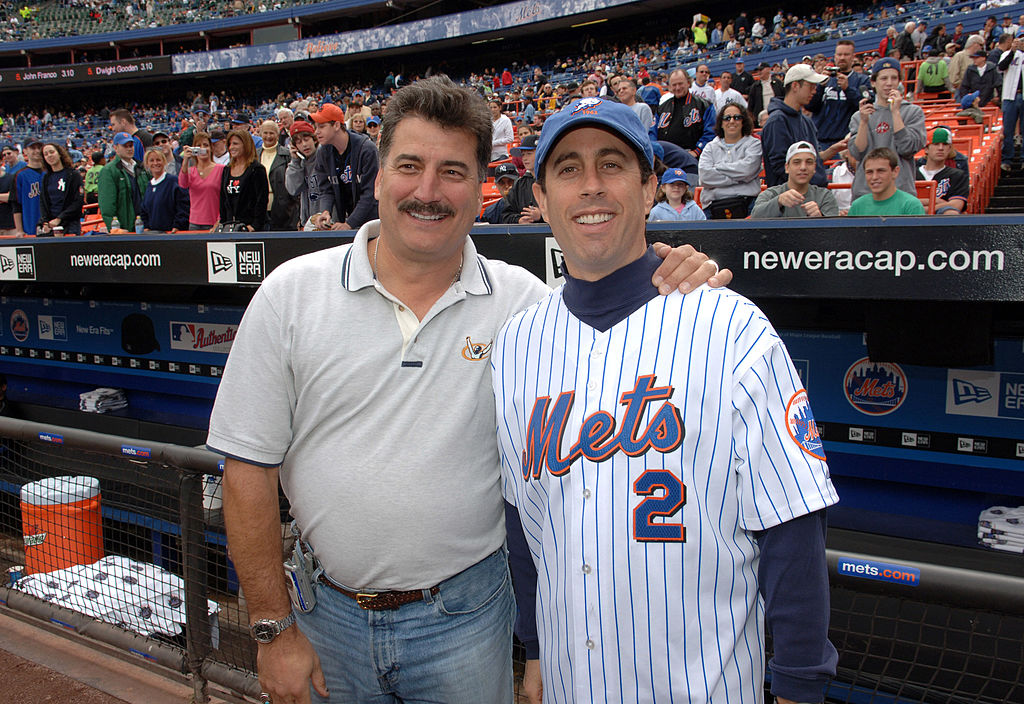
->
[1, 1, 1022, 234]
[1, 0, 317, 41]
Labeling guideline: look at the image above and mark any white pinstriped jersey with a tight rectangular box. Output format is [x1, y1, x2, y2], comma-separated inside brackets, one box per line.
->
[494, 285, 838, 704]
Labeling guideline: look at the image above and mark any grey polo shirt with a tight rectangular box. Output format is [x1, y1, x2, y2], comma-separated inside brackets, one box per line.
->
[207, 220, 548, 590]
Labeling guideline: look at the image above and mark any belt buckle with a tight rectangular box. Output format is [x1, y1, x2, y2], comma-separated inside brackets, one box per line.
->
[356, 591, 381, 609]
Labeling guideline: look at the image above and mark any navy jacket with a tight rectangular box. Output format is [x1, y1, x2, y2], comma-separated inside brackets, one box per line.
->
[656, 93, 716, 153]
[140, 174, 190, 231]
[761, 97, 827, 187]
[309, 130, 379, 229]
[808, 72, 870, 145]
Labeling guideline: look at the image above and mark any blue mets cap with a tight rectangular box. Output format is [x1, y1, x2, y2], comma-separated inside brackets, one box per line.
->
[871, 57, 902, 77]
[112, 132, 134, 146]
[534, 98, 654, 177]
[660, 168, 690, 185]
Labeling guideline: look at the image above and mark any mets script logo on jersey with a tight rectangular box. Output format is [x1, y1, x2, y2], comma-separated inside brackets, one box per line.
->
[844, 357, 907, 415]
[461, 336, 492, 361]
[935, 177, 951, 199]
[785, 389, 825, 460]
[682, 107, 701, 127]
[571, 98, 603, 115]
[875, 121, 891, 134]
[521, 374, 683, 479]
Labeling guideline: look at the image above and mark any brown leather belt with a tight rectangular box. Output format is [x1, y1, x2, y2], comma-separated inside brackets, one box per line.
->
[319, 577, 440, 610]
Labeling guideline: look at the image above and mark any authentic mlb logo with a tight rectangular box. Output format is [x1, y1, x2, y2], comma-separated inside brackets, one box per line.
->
[0, 246, 36, 280]
[207, 242, 266, 284]
[170, 321, 237, 354]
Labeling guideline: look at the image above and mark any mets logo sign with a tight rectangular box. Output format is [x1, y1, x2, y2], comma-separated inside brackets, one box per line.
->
[10, 309, 29, 342]
[786, 389, 825, 460]
[844, 357, 907, 415]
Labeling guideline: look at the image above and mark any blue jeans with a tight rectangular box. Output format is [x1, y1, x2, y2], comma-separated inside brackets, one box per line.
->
[297, 547, 515, 703]
[1002, 95, 1024, 163]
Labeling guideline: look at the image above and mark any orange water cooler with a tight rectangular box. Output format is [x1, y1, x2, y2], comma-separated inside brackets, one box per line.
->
[20, 475, 104, 574]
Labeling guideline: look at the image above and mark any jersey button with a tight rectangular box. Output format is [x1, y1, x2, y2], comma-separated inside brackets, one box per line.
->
[582, 488, 592, 499]
[591, 348, 604, 358]
[398, 305, 406, 312]
[581, 564, 591, 574]
[585, 639, 595, 650]
[587, 380, 597, 391]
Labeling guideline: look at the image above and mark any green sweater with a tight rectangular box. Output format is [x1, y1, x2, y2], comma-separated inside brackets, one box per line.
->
[848, 189, 926, 216]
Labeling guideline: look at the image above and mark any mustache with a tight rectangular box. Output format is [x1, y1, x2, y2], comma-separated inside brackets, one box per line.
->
[397, 199, 455, 217]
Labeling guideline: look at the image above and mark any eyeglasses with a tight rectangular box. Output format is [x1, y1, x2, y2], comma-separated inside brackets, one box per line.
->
[722, 115, 744, 121]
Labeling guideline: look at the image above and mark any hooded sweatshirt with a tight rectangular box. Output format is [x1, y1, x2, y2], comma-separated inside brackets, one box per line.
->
[847, 98, 926, 200]
[761, 96, 827, 187]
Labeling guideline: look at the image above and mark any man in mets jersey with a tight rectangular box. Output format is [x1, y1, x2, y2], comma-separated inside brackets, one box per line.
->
[493, 97, 840, 704]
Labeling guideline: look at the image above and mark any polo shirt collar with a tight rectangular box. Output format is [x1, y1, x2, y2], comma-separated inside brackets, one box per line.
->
[342, 219, 492, 296]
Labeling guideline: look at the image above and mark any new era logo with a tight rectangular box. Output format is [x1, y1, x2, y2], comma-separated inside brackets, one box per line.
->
[952, 378, 992, 404]
[207, 241, 266, 284]
[0, 246, 35, 280]
[210, 250, 233, 274]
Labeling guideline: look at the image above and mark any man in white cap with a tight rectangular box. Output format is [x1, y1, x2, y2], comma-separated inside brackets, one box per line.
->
[751, 141, 839, 218]
[761, 63, 846, 186]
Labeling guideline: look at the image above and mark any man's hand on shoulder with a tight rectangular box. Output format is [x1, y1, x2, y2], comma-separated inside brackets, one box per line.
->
[651, 241, 732, 294]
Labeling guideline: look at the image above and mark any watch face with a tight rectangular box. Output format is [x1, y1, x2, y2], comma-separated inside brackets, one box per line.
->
[251, 621, 277, 643]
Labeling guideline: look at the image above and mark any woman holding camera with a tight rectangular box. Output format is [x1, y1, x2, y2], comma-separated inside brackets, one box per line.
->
[39, 142, 84, 235]
[178, 131, 224, 230]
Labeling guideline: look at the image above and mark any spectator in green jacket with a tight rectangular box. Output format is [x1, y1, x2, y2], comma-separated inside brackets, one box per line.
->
[97, 132, 149, 230]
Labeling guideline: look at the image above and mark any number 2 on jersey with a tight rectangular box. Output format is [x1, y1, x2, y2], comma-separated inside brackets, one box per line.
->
[632, 469, 686, 542]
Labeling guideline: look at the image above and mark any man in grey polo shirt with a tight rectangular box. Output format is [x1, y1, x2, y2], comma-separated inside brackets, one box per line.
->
[207, 76, 728, 704]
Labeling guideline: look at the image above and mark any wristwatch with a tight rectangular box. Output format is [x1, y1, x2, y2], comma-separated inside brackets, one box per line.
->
[249, 612, 296, 644]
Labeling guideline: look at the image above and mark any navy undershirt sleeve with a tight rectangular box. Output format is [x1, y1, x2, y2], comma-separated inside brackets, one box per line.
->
[505, 501, 540, 659]
[755, 510, 838, 702]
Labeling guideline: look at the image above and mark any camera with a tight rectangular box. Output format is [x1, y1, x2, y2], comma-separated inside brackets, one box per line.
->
[826, 65, 838, 75]
[194, 147, 208, 156]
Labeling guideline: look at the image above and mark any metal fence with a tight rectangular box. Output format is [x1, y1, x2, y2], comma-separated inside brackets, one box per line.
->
[0, 415, 1022, 703]
[0, 416, 259, 702]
